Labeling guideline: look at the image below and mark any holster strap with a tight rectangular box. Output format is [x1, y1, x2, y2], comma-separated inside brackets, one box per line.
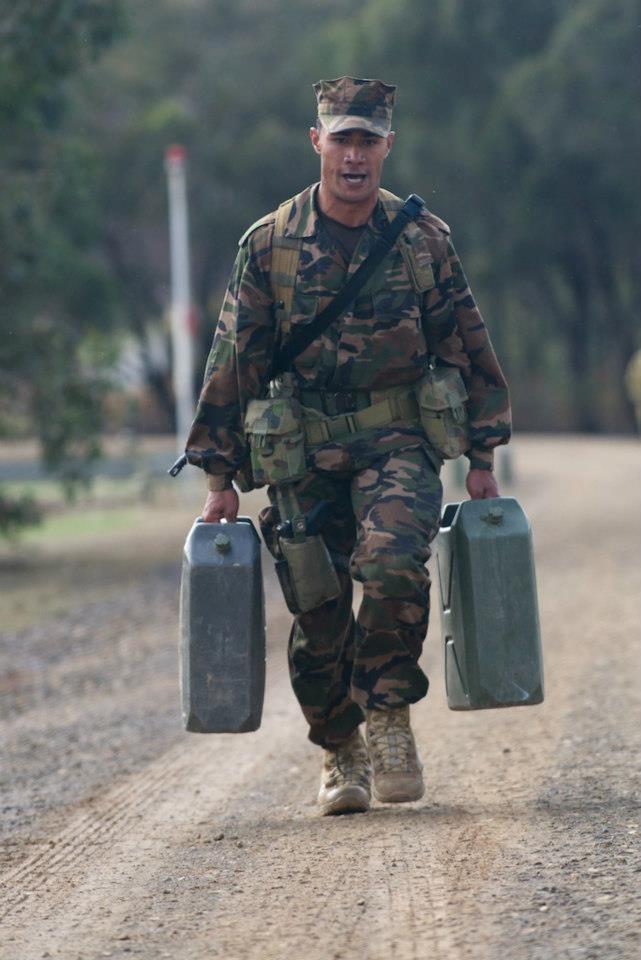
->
[304, 392, 420, 445]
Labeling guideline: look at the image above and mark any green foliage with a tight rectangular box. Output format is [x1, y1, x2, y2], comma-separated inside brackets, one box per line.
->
[0, 0, 125, 535]
[478, 0, 641, 429]
[0, 0, 124, 126]
[0, 489, 42, 540]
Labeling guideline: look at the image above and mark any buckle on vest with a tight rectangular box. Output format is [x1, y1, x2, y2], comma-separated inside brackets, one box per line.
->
[322, 391, 358, 416]
[345, 413, 358, 434]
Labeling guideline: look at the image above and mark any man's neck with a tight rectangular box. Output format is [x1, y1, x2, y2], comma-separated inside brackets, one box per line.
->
[316, 183, 378, 227]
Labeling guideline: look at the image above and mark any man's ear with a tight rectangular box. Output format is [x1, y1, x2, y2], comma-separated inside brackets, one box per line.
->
[309, 126, 322, 155]
[385, 131, 395, 158]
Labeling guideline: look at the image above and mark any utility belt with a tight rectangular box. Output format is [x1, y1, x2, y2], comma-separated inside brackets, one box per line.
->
[301, 388, 421, 445]
[243, 364, 470, 489]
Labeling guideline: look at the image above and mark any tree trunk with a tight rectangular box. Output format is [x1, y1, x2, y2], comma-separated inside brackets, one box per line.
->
[560, 249, 598, 432]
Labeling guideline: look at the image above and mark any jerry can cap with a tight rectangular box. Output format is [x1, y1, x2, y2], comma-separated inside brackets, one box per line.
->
[214, 532, 232, 553]
[481, 506, 504, 525]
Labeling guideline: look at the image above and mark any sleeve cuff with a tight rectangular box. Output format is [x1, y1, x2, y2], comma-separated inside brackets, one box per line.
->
[207, 473, 234, 492]
[467, 448, 494, 471]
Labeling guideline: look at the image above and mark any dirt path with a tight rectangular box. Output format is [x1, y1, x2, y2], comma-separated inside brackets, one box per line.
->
[1, 437, 640, 960]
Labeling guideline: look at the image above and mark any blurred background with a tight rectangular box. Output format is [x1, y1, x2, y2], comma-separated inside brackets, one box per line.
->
[0, 0, 639, 548]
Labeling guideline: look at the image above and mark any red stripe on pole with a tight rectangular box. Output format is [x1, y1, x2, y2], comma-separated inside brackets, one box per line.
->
[165, 144, 186, 165]
[187, 305, 199, 337]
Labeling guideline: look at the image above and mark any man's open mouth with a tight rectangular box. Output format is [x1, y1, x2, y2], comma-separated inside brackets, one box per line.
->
[342, 174, 367, 184]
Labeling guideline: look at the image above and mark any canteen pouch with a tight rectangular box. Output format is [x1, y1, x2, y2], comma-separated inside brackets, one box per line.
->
[277, 534, 341, 614]
[416, 365, 471, 459]
[244, 396, 307, 486]
[274, 558, 300, 615]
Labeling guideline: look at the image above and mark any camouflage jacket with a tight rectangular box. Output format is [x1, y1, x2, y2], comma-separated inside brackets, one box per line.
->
[185, 184, 511, 489]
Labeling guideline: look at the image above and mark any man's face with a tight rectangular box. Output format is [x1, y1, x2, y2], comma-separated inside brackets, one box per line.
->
[309, 124, 394, 206]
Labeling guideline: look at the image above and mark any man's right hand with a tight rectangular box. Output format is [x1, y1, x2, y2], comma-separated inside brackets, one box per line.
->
[201, 488, 239, 523]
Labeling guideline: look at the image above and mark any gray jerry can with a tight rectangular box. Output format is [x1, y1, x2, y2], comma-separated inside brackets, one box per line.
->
[180, 517, 265, 732]
[435, 497, 543, 710]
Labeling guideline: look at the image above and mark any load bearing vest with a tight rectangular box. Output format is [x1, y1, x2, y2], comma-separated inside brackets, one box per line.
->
[239, 187, 443, 340]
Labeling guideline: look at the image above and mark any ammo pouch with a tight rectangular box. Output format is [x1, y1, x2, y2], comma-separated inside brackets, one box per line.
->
[276, 534, 341, 615]
[244, 395, 307, 486]
[416, 365, 470, 460]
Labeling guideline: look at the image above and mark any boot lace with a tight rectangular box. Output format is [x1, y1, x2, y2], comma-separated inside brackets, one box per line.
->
[325, 736, 370, 789]
[368, 710, 416, 773]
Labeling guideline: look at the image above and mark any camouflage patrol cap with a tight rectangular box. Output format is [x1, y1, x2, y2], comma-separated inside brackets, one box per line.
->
[313, 76, 396, 137]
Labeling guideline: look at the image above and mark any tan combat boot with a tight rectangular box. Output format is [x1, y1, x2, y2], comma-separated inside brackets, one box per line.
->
[317, 728, 371, 816]
[366, 706, 424, 803]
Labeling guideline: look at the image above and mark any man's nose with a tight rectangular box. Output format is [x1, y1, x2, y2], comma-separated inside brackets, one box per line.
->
[344, 143, 364, 162]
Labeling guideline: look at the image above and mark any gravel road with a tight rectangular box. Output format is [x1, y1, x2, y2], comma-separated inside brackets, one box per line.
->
[1, 436, 640, 960]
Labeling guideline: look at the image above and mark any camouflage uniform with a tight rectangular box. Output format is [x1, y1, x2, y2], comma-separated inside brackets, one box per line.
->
[185, 78, 511, 749]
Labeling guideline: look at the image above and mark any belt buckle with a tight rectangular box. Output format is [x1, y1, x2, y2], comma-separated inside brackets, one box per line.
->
[335, 391, 357, 414]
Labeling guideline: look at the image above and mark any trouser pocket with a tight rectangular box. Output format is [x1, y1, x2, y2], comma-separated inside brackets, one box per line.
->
[416, 366, 470, 459]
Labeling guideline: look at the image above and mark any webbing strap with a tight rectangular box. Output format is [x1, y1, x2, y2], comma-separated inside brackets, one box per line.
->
[275, 484, 306, 540]
[272, 194, 425, 378]
[304, 392, 420, 445]
[271, 201, 301, 338]
[379, 188, 435, 294]
[378, 188, 405, 216]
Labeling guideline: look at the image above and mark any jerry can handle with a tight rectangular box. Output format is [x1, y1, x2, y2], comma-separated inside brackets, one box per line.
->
[193, 515, 260, 542]
[440, 502, 461, 530]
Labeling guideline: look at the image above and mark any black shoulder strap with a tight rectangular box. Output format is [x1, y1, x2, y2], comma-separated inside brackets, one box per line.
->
[271, 194, 425, 378]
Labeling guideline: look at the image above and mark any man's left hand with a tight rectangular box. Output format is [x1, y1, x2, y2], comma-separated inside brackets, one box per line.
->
[466, 468, 499, 500]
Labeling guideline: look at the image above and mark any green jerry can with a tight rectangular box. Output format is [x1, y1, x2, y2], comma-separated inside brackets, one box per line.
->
[435, 497, 544, 710]
[180, 517, 265, 733]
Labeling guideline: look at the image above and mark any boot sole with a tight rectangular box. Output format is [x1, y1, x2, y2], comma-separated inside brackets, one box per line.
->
[319, 786, 371, 816]
[372, 783, 425, 804]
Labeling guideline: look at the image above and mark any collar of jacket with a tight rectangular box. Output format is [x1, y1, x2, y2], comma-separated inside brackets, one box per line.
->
[282, 182, 391, 240]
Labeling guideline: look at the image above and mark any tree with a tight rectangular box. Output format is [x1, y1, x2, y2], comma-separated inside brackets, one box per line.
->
[0, 0, 125, 522]
[483, 0, 641, 430]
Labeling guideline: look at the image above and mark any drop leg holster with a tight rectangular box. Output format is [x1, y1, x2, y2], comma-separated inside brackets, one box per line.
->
[273, 484, 341, 615]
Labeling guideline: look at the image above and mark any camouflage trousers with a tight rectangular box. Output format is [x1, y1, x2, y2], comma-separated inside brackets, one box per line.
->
[260, 442, 443, 749]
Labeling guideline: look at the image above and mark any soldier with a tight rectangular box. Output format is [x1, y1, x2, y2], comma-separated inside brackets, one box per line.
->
[184, 77, 511, 815]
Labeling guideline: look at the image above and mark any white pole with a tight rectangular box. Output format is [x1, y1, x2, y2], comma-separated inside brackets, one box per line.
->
[165, 144, 195, 457]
